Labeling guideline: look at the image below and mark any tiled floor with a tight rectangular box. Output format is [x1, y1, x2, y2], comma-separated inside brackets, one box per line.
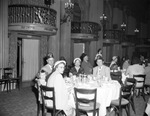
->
[0, 87, 149, 116]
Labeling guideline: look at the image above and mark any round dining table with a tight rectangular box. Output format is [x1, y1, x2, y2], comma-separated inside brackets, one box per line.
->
[65, 77, 121, 116]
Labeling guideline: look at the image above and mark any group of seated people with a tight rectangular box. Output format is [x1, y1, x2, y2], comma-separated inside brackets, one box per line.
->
[35, 50, 113, 115]
[35, 50, 150, 115]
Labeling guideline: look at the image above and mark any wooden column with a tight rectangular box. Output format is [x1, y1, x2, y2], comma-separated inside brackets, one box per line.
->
[0, 0, 9, 68]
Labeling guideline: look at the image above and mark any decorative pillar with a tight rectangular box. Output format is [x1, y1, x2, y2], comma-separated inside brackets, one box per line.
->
[40, 36, 48, 68]
[8, 32, 17, 77]
[48, 0, 61, 61]
[0, 0, 9, 68]
[60, 0, 71, 63]
[78, 0, 90, 21]
[89, 0, 103, 65]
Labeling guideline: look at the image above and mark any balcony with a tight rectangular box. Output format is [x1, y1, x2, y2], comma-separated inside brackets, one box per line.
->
[103, 29, 122, 44]
[136, 38, 150, 48]
[71, 21, 101, 41]
[121, 35, 136, 46]
[8, 5, 57, 36]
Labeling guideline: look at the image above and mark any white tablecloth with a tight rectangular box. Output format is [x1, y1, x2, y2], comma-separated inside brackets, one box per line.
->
[122, 73, 129, 84]
[67, 80, 121, 116]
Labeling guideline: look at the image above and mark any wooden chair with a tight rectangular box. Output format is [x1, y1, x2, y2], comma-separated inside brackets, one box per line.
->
[3, 67, 20, 91]
[40, 85, 66, 116]
[133, 74, 146, 101]
[111, 84, 133, 116]
[74, 88, 100, 116]
[144, 84, 150, 95]
[124, 78, 136, 114]
[0, 68, 9, 92]
[110, 71, 123, 85]
[36, 80, 42, 116]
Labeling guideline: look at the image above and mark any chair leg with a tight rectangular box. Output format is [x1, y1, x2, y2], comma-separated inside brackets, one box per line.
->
[6, 81, 9, 92]
[142, 88, 146, 101]
[125, 107, 128, 116]
[97, 109, 99, 116]
[17, 79, 20, 90]
[119, 108, 122, 116]
[37, 102, 41, 116]
[3, 81, 7, 91]
[8, 80, 11, 92]
[127, 104, 130, 116]
[42, 109, 47, 116]
[130, 97, 136, 113]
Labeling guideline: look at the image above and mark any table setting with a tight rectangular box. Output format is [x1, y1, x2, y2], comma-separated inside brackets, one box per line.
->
[64, 74, 121, 116]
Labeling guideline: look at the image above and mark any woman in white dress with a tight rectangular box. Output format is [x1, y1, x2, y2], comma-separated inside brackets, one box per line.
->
[46, 60, 72, 115]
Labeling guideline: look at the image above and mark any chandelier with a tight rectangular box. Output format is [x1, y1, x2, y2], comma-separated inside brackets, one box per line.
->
[61, 0, 74, 24]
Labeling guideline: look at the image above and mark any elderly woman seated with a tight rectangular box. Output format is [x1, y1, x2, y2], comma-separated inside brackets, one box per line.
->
[93, 56, 111, 81]
[69, 58, 84, 77]
[46, 60, 72, 115]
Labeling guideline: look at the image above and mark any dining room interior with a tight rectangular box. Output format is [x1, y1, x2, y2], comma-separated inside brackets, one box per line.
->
[0, 0, 150, 116]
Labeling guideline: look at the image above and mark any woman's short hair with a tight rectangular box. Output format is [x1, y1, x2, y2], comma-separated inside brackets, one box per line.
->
[80, 53, 87, 61]
[96, 56, 104, 62]
[97, 48, 102, 53]
[47, 52, 54, 58]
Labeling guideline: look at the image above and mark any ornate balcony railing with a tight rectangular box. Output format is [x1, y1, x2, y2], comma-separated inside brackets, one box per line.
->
[143, 38, 150, 45]
[8, 5, 57, 35]
[71, 21, 101, 40]
[71, 21, 101, 34]
[104, 29, 122, 43]
[121, 35, 136, 46]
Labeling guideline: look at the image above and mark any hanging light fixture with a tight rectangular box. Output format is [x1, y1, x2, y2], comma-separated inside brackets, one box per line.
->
[61, 0, 74, 24]
[121, 22, 126, 31]
[100, 14, 107, 25]
[99, 14, 107, 38]
[134, 28, 139, 33]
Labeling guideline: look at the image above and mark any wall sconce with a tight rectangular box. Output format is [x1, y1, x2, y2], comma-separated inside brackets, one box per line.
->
[121, 22, 126, 31]
[100, 14, 107, 38]
[61, 0, 74, 25]
[134, 28, 139, 33]
[100, 14, 107, 26]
